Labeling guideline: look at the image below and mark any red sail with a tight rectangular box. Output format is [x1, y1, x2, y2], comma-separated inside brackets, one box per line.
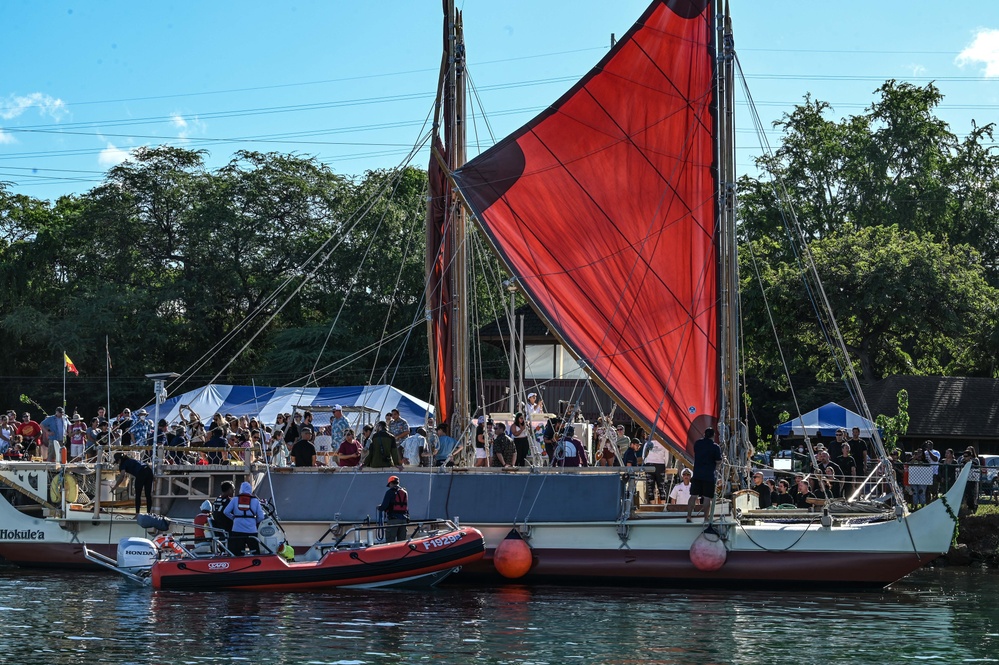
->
[453, 0, 717, 457]
[427, 136, 452, 426]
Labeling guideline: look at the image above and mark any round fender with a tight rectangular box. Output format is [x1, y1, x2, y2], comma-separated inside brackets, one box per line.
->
[493, 529, 533, 579]
[689, 527, 727, 571]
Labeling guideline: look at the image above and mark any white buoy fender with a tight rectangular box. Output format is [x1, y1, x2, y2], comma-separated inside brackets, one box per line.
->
[689, 527, 727, 571]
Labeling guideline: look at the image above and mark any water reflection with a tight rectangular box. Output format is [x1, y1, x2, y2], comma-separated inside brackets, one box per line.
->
[0, 566, 996, 664]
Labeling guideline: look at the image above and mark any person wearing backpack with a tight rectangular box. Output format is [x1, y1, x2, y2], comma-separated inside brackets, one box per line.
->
[377, 475, 409, 542]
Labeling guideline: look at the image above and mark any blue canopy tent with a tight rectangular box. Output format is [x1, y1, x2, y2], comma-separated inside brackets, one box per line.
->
[155, 384, 432, 429]
[775, 402, 879, 438]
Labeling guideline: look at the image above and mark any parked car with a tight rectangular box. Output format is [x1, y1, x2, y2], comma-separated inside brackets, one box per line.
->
[979, 454, 999, 498]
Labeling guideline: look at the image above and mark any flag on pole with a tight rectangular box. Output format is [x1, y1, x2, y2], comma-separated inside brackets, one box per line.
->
[64, 353, 79, 376]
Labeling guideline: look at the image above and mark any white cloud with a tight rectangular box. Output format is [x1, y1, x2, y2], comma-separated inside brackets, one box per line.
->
[170, 113, 204, 142]
[956, 28, 999, 77]
[0, 92, 67, 121]
[98, 142, 131, 167]
[907, 64, 927, 77]
[0, 129, 14, 144]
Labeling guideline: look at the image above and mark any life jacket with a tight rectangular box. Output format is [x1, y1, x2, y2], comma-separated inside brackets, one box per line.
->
[391, 487, 408, 515]
[193, 512, 211, 541]
[236, 492, 256, 518]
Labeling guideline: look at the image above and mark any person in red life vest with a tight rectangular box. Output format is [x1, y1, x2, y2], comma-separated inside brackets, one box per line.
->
[193, 500, 213, 544]
[377, 475, 409, 542]
[223, 481, 264, 555]
[111, 451, 154, 515]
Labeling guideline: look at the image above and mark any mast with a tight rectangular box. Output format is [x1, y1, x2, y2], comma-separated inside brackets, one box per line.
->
[716, 0, 740, 462]
[447, 2, 470, 439]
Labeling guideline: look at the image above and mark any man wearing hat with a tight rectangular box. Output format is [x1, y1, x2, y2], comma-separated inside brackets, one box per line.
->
[622, 438, 643, 467]
[526, 392, 544, 415]
[377, 475, 409, 542]
[129, 408, 153, 448]
[68, 413, 87, 460]
[670, 468, 694, 505]
[329, 404, 349, 453]
[40, 406, 70, 463]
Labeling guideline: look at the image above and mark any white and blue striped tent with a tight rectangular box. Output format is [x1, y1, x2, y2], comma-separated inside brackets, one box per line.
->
[155, 384, 433, 428]
[775, 402, 879, 438]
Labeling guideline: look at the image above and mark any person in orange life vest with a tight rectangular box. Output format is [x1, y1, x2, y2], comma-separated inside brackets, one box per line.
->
[223, 481, 264, 554]
[377, 475, 409, 543]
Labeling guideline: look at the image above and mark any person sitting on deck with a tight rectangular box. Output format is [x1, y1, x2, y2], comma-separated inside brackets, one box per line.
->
[794, 477, 816, 509]
[773, 479, 793, 506]
[669, 468, 693, 505]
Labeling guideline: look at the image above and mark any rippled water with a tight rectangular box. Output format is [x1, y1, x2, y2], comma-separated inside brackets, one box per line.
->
[0, 565, 996, 664]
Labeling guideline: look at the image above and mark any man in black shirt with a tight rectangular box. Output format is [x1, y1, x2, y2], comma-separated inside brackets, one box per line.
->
[211, 480, 235, 538]
[290, 427, 317, 467]
[751, 471, 772, 508]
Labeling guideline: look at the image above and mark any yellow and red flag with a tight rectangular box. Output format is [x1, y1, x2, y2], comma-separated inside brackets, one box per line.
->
[64, 353, 79, 376]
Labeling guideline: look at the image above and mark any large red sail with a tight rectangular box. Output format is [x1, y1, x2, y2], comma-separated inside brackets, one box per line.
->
[452, 0, 717, 457]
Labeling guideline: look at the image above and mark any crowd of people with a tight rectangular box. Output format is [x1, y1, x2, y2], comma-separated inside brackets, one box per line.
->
[1, 403, 989, 517]
[762, 430, 983, 513]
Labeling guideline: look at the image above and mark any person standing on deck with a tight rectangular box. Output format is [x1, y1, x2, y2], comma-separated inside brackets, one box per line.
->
[388, 409, 410, 445]
[377, 475, 409, 543]
[366, 421, 402, 470]
[223, 481, 264, 555]
[329, 405, 349, 449]
[433, 424, 462, 466]
[110, 451, 154, 515]
[491, 422, 517, 468]
[687, 427, 723, 523]
[290, 427, 318, 467]
[40, 407, 70, 463]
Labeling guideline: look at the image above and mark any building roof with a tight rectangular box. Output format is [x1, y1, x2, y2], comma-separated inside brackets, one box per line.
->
[477, 304, 555, 342]
[863, 375, 999, 440]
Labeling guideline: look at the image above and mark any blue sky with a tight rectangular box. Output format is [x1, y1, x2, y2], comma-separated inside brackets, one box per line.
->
[2, 1, 999, 202]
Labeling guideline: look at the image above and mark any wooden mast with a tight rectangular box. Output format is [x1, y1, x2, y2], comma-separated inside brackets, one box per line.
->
[716, 0, 741, 463]
[446, 0, 470, 440]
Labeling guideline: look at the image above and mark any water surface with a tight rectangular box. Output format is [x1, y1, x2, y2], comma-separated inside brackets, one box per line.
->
[1, 566, 995, 664]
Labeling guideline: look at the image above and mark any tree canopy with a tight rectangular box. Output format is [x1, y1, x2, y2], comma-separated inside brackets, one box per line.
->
[739, 81, 999, 429]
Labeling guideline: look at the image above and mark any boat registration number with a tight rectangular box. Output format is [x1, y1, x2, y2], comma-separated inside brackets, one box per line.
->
[421, 532, 465, 551]
[207, 562, 230, 570]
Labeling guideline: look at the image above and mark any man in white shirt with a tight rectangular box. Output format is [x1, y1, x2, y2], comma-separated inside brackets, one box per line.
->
[400, 427, 428, 468]
[669, 468, 693, 505]
[642, 439, 671, 503]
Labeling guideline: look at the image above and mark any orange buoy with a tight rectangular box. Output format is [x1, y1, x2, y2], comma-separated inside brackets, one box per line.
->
[493, 529, 533, 579]
[689, 526, 727, 571]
